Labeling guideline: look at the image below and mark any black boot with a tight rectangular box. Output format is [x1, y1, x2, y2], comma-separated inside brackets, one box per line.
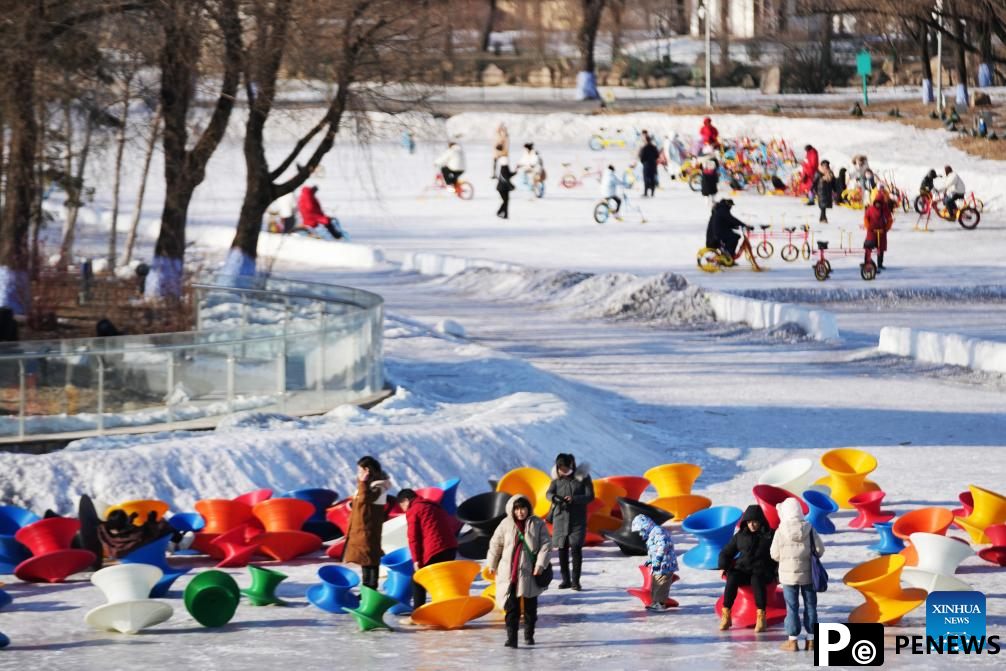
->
[505, 626, 519, 648]
[571, 547, 583, 591]
[524, 597, 538, 645]
[557, 547, 572, 589]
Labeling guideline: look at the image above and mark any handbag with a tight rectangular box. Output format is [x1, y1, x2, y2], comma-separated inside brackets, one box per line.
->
[809, 532, 828, 593]
[518, 527, 554, 590]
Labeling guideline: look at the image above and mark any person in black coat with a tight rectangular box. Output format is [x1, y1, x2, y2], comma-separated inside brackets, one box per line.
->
[705, 199, 746, 255]
[718, 504, 777, 632]
[545, 453, 594, 590]
[496, 157, 515, 219]
[638, 134, 660, 197]
[834, 167, 848, 204]
[699, 151, 719, 203]
[813, 161, 835, 223]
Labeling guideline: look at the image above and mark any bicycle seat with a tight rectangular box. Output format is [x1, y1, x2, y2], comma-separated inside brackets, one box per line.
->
[817, 241, 829, 250]
[801, 224, 810, 232]
[561, 162, 571, 167]
[759, 225, 771, 231]
[741, 224, 754, 231]
[784, 226, 796, 232]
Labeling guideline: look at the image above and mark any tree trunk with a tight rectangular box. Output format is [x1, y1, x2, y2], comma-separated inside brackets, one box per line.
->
[610, 0, 624, 61]
[978, 4, 994, 86]
[123, 106, 160, 266]
[108, 74, 132, 269]
[480, 0, 498, 52]
[577, 0, 606, 73]
[718, 0, 731, 73]
[819, 13, 833, 86]
[919, 20, 933, 82]
[950, 0, 969, 104]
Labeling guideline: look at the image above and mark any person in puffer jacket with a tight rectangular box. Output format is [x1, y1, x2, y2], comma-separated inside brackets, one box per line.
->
[718, 504, 776, 632]
[770, 497, 825, 652]
[631, 514, 678, 612]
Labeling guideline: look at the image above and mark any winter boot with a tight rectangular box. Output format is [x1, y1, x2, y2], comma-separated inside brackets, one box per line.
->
[805, 639, 814, 652]
[754, 609, 767, 633]
[524, 623, 535, 646]
[780, 639, 799, 652]
[571, 552, 583, 591]
[558, 555, 572, 589]
[505, 625, 518, 648]
[718, 607, 732, 630]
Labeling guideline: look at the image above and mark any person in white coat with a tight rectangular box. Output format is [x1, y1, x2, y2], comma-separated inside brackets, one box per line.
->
[274, 191, 297, 233]
[435, 142, 466, 189]
[770, 497, 825, 652]
[938, 165, 966, 218]
[600, 165, 627, 218]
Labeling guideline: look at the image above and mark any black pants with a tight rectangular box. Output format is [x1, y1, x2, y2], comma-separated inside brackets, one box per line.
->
[723, 570, 768, 610]
[441, 167, 463, 185]
[361, 565, 379, 590]
[818, 205, 828, 222]
[643, 165, 657, 196]
[281, 216, 296, 233]
[323, 220, 343, 240]
[411, 548, 457, 609]
[504, 585, 538, 643]
[558, 545, 583, 585]
[608, 196, 622, 213]
[497, 189, 510, 218]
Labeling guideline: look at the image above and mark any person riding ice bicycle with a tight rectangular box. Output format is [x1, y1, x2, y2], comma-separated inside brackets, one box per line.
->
[706, 199, 747, 258]
[516, 142, 546, 193]
[936, 165, 965, 219]
[435, 141, 466, 194]
[600, 164, 628, 219]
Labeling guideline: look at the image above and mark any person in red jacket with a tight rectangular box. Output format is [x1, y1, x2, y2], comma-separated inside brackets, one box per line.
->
[297, 185, 343, 239]
[397, 489, 459, 610]
[801, 145, 819, 204]
[863, 187, 893, 271]
[699, 117, 719, 148]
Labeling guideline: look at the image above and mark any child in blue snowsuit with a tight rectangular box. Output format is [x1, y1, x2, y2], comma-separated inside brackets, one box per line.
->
[631, 514, 678, 611]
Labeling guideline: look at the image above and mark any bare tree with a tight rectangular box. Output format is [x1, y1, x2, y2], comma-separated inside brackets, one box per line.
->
[480, 0, 499, 52]
[576, 0, 607, 99]
[122, 105, 161, 266]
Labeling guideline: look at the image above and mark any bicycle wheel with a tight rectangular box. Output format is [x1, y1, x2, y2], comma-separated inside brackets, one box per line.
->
[593, 202, 610, 224]
[814, 261, 829, 281]
[697, 248, 722, 272]
[755, 179, 766, 195]
[958, 207, 980, 229]
[561, 174, 578, 189]
[688, 173, 701, 192]
[913, 194, 929, 215]
[801, 242, 812, 260]
[860, 261, 877, 281]
[588, 135, 604, 151]
[975, 198, 984, 212]
[534, 180, 545, 199]
[756, 241, 774, 259]
[780, 244, 799, 262]
[900, 196, 910, 213]
[456, 181, 474, 200]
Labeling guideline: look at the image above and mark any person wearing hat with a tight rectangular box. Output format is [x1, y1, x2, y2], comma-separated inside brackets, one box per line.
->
[297, 185, 344, 240]
[484, 495, 551, 648]
[717, 504, 777, 633]
[771, 497, 826, 652]
[705, 198, 746, 258]
[344, 456, 392, 590]
[863, 187, 894, 271]
[545, 453, 593, 590]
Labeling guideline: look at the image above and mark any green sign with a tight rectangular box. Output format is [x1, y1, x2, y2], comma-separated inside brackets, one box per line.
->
[856, 50, 872, 76]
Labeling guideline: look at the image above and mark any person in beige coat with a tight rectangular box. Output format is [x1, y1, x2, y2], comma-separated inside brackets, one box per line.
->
[770, 497, 825, 652]
[485, 494, 551, 648]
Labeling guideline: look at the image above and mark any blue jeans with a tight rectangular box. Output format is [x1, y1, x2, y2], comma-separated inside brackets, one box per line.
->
[783, 584, 818, 637]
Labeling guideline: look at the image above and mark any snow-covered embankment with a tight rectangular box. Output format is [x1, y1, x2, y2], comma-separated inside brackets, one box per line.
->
[878, 326, 1006, 375]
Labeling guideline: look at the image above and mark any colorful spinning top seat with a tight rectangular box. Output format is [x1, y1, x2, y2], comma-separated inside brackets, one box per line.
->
[847, 491, 895, 530]
[195, 499, 255, 535]
[868, 521, 906, 555]
[233, 488, 272, 507]
[0, 632, 7, 648]
[381, 514, 409, 555]
[184, 570, 240, 627]
[168, 512, 205, 533]
[104, 500, 170, 524]
[411, 560, 494, 630]
[955, 485, 1006, 544]
[814, 448, 880, 509]
[644, 463, 702, 499]
[496, 467, 552, 517]
[648, 495, 712, 523]
[758, 458, 814, 499]
[281, 487, 340, 540]
[626, 564, 678, 608]
[978, 524, 1006, 567]
[455, 492, 509, 560]
[901, 533, 973, 592]
[603, 498, 673, 556]
[843, 555, 926, 624]
[85, 564, 173, 634]
[307, 565, 361, 613]
[324, 497, 353, 559]
[253, 498, 321, 561]
[602, 476, 650, 505]
[0, 505, 39, 573]
[893, 507, 954, 566]
[587, 480, 627, 533]
[349, 586, 399, 631]
[120, 534, 190, 597]
[681, 506, 742, 570]
[433, 477, 461, 516]
[241, 565, 288, 606]
[381, 547, 414, 615]
[803, 490, 839, 535]
[14, 517, 96, 583]
[714, 578, 786, 628]
[0, 585, 11, 611]
[752, 485, 808, 530]
[208, 524, 264, 568]
[952, 491, 975, 521]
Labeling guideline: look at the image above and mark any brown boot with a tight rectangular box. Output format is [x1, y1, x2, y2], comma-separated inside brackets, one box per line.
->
[754, 609, 767, 632]
[805, 639, 814, 652]
[718, 607, 732, 630]
[780, 639, 799, 652]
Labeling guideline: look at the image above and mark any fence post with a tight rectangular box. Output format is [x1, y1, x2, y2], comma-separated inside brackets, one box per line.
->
[316, 304, 326, 394]
[18, 360, 26, 440]
[226, 347, 235, 413]
[97, 357, 105, 433]
[166, 351, 175, 423]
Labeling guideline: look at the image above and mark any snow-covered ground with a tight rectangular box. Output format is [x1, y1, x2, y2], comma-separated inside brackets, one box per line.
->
[3, 104, 1004, 668]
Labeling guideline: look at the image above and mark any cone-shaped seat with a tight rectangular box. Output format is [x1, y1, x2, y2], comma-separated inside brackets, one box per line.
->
[603, 498, 673, 556]
[681, 506, 742, 570]
[602, 476, 650, 505]
[233, 489, 272, 507]
[848, 491, 895, 530]
[325, 498, 353, 535]
[411, 560, 493, 630]
[955, 485, 1006, 544]
[644, 464, 702, 498]
[978, 524, 1006, 566]
[901, 532, 973, 592]
[626, 564, 678, 608]
[120, 534, 190, 597]
[241, 565, 288, 606]
[893, 507, 954, 566]
[14, 518, 96, 583]
[843, 554, 927, 624]
[195, 499, 254, 535]
[752, 485, 808, 530]
[952, 491, 974, 521]
[307, 565, 360, 613]
[803, 490, 839, 535]
[184, 570, 240, 627]
[0, 506, 41, 534]
[455, 529, 492, 560]
[380, 547, 414, 615]
[433, 478, 461, 516]
[589, 480, 627, 516]
[381, 514, 409, 555]
[648, 495, 712, 523]
[758, 458, 814, 498]
[167, 512, 205, 533]
[283, 488, 340, 539]
[253, 498, 321, 561]
[456, 492, 509, 537]
[104, 500, 169, 524]
[715, 576, 786, 628]
[85, 564, 173, 634]
[211, 524, 265, 568]
[348, 586, 399, 631]
[814, 448, 880, 509]
[495, 467, 552, 517]
[867, 521, 905, 555]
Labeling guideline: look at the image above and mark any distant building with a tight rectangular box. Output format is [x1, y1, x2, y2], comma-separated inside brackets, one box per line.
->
[688, 0, 826, 39]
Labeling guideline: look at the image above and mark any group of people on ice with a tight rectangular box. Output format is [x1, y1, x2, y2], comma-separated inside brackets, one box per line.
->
[341, 452, 828, 652]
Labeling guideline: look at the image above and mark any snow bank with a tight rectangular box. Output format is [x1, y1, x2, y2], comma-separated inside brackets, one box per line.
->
[196, 226, 385, 270]
[705, 291, 840, 341]
[878, 326, 1006, 374]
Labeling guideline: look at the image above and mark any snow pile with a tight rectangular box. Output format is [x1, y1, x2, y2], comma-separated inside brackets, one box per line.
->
[705, 290, 840, 341]
[878, 326, 1006, 375]
[197, 226, 386, 270]
[434, 318, 467, 337]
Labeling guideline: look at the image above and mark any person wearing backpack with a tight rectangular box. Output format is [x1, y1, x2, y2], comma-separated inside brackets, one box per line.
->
[770, 497, 826, 652]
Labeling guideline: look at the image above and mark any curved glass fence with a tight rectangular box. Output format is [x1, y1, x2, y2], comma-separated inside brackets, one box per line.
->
[0, 275, 385, 443]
